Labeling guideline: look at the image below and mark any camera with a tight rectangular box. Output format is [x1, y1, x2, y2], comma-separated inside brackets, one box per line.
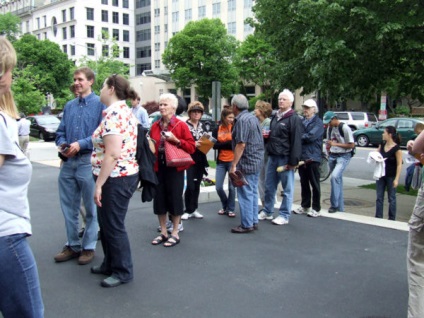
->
[161, 131, 171, 138]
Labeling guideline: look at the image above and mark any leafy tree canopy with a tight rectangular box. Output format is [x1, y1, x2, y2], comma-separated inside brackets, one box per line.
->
[162, 18, 239, 99]
[252, 0, 424, 102]
[12, 67, 46, 115]
[0, 13, 21, 41]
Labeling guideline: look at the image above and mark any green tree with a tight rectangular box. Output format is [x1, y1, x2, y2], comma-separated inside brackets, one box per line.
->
[0, 13, 21, 41]
[252, 0, 424, 104]
[162, 18, 239, 101]
[13, 34, 73, 100]
[12, 67, 46, 115]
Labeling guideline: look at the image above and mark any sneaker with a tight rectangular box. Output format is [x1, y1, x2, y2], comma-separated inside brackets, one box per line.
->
[168, 221, 184, 233]
[54, 246, 80, 262]
[78, 249, 95, 265]
[157, 220, 172, 232]
[181, 213, 190, 220]
[258, 210, 273, 221]
[272, 216, 289, 225]
[307, 210, 321, 218]
[292, 206, 311, 215]
[190, 210, 204, 219]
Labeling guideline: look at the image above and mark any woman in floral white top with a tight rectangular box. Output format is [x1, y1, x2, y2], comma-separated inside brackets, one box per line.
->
[90, 74, 139, 288]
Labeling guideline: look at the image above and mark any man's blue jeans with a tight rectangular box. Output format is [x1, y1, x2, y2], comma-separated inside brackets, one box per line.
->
[0, 233, 44, 318]
[215, 162, 235, 212]
[236, 171, 259, 228]
[58, 154, 98, 251]
[376, 176, 397, 220]
[263, 155, 294, 220]
[328, 153, 352, 211]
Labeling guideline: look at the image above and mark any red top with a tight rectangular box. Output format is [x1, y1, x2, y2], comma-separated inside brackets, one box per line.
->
[150, 116, 196, 171]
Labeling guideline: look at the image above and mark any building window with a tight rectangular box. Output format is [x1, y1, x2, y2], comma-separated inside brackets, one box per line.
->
[36, 17, 40, 29]
[244, 0, 253, 8]
[136, 64, 151, 75]
[172, 12, 179, 22]
[136, 12, 151, 25]
[101, 10, 108, 22]
[69, 7, 75, 20]
[155, 60, 160, 69]
[87, 26, 94, 38]
[102, 0, 108, 4]
[185, 9, 192, 21]
[136, 46, 151, 58]
[87, 43, 95, 56]
[70, 25, 75, 38]
[123, 13, 129, 25]
[198, 6, 206, 18]
[102, 45, 109, 57]
[212, 3, 220, 15]
[123, 0, 129, 8]
[112, 45, 119, 58]
[227, 22, 236, 34]
[112, 0, 118, 6]
[123, 30, 129, 42]
[44, 32, 47, 39]
[164, 24, 168, 33]
[112, 12, 119, 24]
[123, 47, 130, 58]
[228, 0, 236, 11]
[154, 42, 160, 51]
[154, 25, 160, 34]
[62, 27, 67, 39]
[62, 10, 66, 22]
[112, 29, 119, 40]
[164, 41, 168, 49]
[244, 23, 253, 33]
[136, 30, 151, 41]
[70, 45, 75, 56]
[86, 8, 94, 20]
[102, 27, 109, 39]
[43, 15, 46, 27]
[154, 8, 160, 17]
[62, 44, 67, 54]
[136, 0, 151, 8]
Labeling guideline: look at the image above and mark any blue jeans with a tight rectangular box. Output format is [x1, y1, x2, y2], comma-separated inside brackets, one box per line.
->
[263, 155, 294, 220]
[236, 171, 259, 228]
[215, 162, 235, 212]
[328, 153, 351, 211]
[376, 176, 397, 220]
[96, 174, 138, 282]
[58, 154, 98, 251]
[0, 233, 44, 318]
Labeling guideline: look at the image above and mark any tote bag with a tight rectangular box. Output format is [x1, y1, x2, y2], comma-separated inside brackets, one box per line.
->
[164, 141, 194, 168]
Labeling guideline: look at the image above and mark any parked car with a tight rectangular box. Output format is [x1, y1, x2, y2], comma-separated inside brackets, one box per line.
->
[334, 111, 378, 131]
[148, 111, 217, 132]
[353, 117, 424, 147]
[27, 115, 61, 141]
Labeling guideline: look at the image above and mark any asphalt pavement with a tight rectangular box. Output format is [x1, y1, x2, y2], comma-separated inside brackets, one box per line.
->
[23, 142, 410, 318]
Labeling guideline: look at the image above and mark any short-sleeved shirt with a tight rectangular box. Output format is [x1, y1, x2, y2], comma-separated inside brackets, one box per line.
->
[132, 105, 150, 129]
[232, 110, 264, 174]
[329, 124, 354, 154]
[379, 142, 400, 178]
[92, 101, 139, 177]
[0, 112, 32, 237]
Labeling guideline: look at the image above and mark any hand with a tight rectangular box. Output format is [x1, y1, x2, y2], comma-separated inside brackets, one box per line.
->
[64, 142, 81, 158]
[230, 165, 236, 174]
[393, 180, 398, 188]
[407, 140, 414, 153]
[94, 185, 102, 207]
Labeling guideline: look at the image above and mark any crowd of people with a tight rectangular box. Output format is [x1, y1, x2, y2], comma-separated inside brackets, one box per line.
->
[1, 33, 423, 317]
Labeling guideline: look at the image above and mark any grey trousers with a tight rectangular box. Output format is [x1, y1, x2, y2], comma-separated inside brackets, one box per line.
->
[408, 187, 424, 317]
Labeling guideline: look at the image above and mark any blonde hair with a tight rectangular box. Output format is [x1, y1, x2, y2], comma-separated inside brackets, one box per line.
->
[0, 37, 18, 118]
[0, 91, 19, 119]
[255, 100, 273, 118]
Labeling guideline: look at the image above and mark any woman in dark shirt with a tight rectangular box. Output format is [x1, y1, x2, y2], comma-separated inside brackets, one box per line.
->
[375, 125, 403, 220]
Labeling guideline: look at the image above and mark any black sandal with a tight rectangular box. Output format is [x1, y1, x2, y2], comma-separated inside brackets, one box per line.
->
[164, 235, 180, 247]
[152, 234, 168, 245]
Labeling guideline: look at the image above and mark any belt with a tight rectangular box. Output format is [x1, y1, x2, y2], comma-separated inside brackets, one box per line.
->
[330, 152, 350, 157]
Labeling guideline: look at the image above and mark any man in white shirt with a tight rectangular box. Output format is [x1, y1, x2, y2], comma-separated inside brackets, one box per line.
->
[17, 113, 30, 157]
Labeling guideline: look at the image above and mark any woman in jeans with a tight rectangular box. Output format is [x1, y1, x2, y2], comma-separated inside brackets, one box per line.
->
[0, 37, 44, 317]
[213, 108, 236, 217]
[375, 125, 402, 220]
[91, 74, 139, 287]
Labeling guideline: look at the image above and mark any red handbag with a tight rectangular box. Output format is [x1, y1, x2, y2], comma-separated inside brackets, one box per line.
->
[164, 141, 195, 168]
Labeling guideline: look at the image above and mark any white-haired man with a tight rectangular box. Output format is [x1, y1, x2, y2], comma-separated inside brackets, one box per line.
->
[292, 99, 324, 217]
[258, 89, 303, 225]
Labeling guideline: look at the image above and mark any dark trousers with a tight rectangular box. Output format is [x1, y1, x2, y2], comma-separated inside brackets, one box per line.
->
[184, 164, 204, 213]
[298, 162, 321, 212]
[96, 174, 138, 282]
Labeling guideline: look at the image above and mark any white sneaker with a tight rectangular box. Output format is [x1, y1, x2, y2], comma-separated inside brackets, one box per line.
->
[157, 220, 172, 232]
[181, 213, 190, 220]
[292, 206, 311, 215]
[272, 216, 289, 225]
[307, 210, 321, 218]
[168, 221, 184, 233]
[258, 211, 273, 220]
[190, 210, 204, 219]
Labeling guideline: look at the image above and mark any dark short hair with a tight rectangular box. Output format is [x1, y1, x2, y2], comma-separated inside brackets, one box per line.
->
[74, 67, 95, 82]
[105, 74, 137, 101]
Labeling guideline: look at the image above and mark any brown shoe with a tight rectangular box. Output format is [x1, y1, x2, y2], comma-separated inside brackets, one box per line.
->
[231, 225, 254, 233]
[78, 249, 95, 265]
[54, 246, 80, 262]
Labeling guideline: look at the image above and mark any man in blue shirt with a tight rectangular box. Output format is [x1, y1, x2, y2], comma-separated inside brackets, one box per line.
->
[54, 67, 104, 265]
[131, 95, 149, 129]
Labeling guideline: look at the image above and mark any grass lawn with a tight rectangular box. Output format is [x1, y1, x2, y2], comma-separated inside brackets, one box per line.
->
[359, 183, 418, 196]
[208, 160, 216, 169]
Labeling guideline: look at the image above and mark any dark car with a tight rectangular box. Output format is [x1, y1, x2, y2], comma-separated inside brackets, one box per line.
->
[200, 113, 217, 132]
[353, 117, 424, 147]
[27, 115, 61, 141]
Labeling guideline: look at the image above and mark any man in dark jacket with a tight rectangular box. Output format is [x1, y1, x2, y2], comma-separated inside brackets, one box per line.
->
[292, 99, 324, 218]
[258, 89, 303, 225]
